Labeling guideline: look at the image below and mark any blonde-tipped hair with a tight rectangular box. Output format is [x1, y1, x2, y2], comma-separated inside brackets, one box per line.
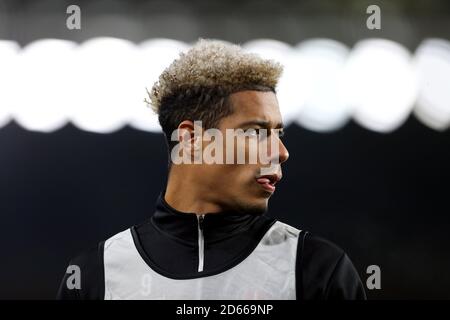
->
[147, 39, 283, 113]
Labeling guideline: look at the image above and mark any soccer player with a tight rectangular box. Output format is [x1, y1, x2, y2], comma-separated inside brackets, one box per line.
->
[57, 39, 366, 300]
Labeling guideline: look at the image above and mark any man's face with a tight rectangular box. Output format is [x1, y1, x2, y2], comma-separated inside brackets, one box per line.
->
[197, 90, 289, 214]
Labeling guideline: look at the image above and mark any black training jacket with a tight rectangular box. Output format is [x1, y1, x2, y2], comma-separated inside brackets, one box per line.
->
[57, 192, 367, 300]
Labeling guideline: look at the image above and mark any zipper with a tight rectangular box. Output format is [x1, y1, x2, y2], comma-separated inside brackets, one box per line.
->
[196, 214, 205, 272]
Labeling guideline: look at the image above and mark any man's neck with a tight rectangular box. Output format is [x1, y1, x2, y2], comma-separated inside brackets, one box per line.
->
[164, 169, 223, 215]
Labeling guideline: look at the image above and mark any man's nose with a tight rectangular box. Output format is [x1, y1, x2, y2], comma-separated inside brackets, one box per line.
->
[278, 140, 289, 164]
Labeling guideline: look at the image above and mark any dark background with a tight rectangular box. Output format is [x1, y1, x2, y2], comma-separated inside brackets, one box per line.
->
[0, 0, 449, 299]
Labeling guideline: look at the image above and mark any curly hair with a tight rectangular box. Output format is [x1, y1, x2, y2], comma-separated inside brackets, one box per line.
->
[145, 38, 283, 151]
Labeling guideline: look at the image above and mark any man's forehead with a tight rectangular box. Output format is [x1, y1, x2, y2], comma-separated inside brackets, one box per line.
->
[226, 90, 283, 127]
[230, 90, 278, 107]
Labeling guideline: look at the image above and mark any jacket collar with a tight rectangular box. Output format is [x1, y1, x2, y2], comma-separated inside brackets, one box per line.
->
[151, 191, 264, 244]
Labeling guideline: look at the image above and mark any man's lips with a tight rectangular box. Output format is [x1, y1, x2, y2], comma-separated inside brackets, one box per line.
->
[255, 174, 282, 193]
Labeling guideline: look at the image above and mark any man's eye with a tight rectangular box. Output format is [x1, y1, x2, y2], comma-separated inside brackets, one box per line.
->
[271, 129, 285, 139]
[247, 128, 262, 137]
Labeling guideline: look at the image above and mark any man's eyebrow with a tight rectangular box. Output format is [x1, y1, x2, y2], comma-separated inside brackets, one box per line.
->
[237, 120, 284, 129]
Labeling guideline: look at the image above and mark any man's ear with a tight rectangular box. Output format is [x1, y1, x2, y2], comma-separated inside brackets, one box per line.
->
[177, 120, 195, 145]
[177, 120, 202, 157]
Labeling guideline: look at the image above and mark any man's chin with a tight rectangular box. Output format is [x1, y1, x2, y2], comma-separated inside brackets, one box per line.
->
[234, 199, 268, 215]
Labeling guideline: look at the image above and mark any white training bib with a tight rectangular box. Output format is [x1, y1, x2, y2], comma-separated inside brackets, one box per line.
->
[103, 221, 300, 300]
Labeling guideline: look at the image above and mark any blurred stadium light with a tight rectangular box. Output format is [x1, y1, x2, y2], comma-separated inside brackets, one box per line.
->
[0, 37, 449, 133]
[414, 38, 450, 131]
